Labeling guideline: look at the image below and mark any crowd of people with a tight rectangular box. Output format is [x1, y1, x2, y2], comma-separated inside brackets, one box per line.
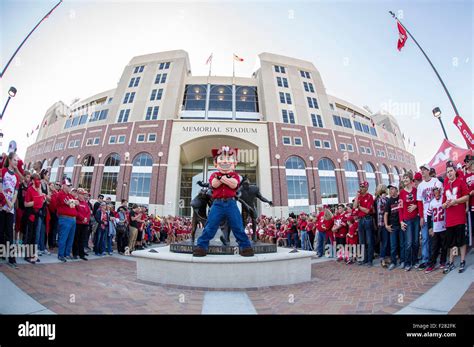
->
[249, 156, 473, 274]
[0, 149, 193, 267]
[1, 144, 473, 275]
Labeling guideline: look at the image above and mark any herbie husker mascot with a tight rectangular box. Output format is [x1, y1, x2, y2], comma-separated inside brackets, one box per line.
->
[193, 146, 254, 257]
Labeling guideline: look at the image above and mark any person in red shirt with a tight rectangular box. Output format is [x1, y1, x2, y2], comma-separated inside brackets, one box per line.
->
[56, 177, 79, 262]
[193, 146, 253, 257]
[353, 181, 375, 266]
[23, 173, 46, 264]
[315, 206, 326, 257]
[316, 207, 334, 257]
[305, 217, 316, 251]
[0, 152, 22, 268]
[463, 154, 474, 248]
[399, 171, 421, 271]
[47, 183, 59, 249]
[345, 216, 359, 264]
[73, 188, 90, 260]
[298, 213, 308, 250]
[442, 161, 470, 274]
[332, 204, 348, 261]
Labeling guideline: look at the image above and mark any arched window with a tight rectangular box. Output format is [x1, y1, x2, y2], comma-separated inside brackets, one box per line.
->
[79, 155, 95, 191]
[344, 160, 359, 202]
[101, 153, 120, 196]
[63, 156, 75, 181]
[209, 85, 232, 112]
[392, 166, 400, 188]
[50, 158, 59, 183]
[285, 156, 309, 214]
[130, 153, 153, 201]
[364, 162, 377, 195]
[183, 84, 206, 111]
[318, 158, 338, 204]
[236, 86, 258, 113]
[381, 164, 390, 186]
[41, 160, 48, 170]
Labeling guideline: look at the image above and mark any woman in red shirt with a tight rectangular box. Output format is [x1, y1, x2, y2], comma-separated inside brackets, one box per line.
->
[399, 172, 421, 271]
[73, 188, 90, 260]
[24, 173, 46, 264]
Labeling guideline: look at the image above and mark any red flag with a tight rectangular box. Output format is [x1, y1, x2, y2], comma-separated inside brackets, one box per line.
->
[233, 53, 244, 62]
[453, 115, 474, 149]
[397, 21, 407, 51]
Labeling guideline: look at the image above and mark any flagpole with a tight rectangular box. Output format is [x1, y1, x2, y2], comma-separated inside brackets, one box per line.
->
[1, 0, 63, 78]
[389, 11, 460, 118]
[232, 55, 235, 81]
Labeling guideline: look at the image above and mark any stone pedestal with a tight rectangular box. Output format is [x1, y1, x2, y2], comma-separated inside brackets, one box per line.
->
[133, 246, 315, 289]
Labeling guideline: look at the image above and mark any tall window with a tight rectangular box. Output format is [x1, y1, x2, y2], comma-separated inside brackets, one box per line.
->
[130, 153, 153, 199]
[318, 158, 338, 204]
[63, 156, 75, 181]
[311, 114, 323, 127]
[282, 110, 295, 124]
[183, 84, 206, 111]
[285, 156, 310, 214]
[381, 164, 390, 186]
[344, 160, 359, 202]
[209, 85, 232, 111]
[117, 109, 130, 123]
[50, 158, 59, 183]
[364, 162, 377, 195]
[79, 155, 95, 191]
[236, 86, 258, 112]
[101, 153, 120, 195]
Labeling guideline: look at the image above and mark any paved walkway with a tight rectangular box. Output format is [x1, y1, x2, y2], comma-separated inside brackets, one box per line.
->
[0, 247, 472, 314]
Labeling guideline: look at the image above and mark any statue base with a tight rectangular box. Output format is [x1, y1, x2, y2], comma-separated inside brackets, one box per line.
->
[169, 240, 277, 255]
[133, 245, 315, 288]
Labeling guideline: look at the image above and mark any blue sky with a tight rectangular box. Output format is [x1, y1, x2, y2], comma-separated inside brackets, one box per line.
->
[0, 0, 472, 164]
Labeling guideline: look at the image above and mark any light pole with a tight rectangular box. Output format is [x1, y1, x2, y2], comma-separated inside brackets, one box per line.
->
[432, 107, 449, 140]
[275, 154, 283, 219]
[0, 87, 17, 120]
[337, 158, 345, 203]
[309, 156, 317, 213]
[156, 151, 163, 215]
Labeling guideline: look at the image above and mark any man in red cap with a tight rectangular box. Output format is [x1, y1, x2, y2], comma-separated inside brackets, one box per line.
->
[193, 146, 253, 257]
[56, 177, 79, 262]
[353, 180, 375, 266]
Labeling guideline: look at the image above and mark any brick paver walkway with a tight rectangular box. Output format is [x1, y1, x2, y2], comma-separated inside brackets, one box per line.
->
[1, 256, 455, 314]
[449, 283, 474, 314]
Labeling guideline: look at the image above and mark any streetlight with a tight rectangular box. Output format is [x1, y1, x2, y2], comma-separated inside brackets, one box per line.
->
[0, 87, 17, 120]
[432, 107, 449, 140]
[156, 151, 163, 213]
[275, 154, 283, 219]
[337, 158, 345, 203]
[309, 156, 317, 213]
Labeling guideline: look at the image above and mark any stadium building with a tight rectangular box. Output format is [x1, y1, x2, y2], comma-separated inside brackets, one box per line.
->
[24, 50, 416, 217]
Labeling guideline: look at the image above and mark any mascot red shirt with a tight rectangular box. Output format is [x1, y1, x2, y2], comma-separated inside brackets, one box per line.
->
[193, 146, 253, 257]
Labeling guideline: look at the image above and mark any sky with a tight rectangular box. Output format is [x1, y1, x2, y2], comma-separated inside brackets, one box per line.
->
[0, 0, 472, 165]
